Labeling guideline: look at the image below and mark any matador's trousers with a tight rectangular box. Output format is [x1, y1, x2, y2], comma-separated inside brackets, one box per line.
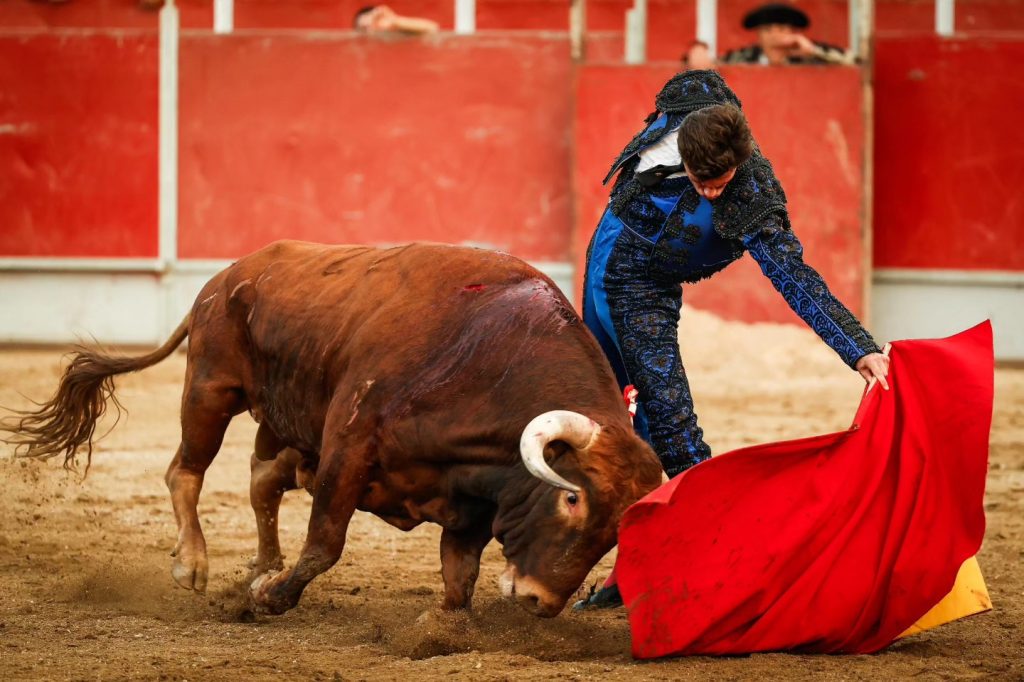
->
[582, 210, 713, 477]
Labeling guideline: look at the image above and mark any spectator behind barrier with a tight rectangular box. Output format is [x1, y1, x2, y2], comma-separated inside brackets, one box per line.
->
[82, 0, 440, 27]
[30, 0, 163, 6]
[681, 40, 714, 71]
[353, 5, 439, 35]
[720, 3, 854, 65]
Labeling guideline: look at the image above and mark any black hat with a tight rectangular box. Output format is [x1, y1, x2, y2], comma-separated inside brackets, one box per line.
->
[742, 3, 810, 30]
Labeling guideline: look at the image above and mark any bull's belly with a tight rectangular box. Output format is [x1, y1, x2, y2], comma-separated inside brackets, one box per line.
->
[250, 397, 325, 455]
[357, 478, 478, 533]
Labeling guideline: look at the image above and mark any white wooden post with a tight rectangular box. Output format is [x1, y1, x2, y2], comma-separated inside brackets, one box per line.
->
[935, 0, 954, 36]
[159, 0, 180, 338]
[570, 0, 587, 61]
[849, 0, 860, 57]
[624, 0, 647, 64]
[214, 0, 234, 34]
[859, 0, 874, 57]
[159, 0, 178, 270]
[849, 0, 874, 60]
[696, 0, 717, 58]
[858, 0, 875, 324]
[455, 0, 476, 34]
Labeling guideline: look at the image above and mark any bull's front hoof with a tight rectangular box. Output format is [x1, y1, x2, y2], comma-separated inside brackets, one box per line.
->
[571, 583, 622, 611]
[171, 550, 209, 592]
[248, 571, 295, 616]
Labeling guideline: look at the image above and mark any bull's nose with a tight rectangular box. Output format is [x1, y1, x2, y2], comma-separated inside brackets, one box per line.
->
[500, 564, 565, 617]
[510, 580, 564, 617]
[514, 593, 561, 618]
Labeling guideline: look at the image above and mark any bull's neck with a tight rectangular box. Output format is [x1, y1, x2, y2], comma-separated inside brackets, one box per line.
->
[455, 463, 531, 504]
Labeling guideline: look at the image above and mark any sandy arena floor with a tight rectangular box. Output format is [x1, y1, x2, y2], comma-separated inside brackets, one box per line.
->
[0, 310, 1021, 681]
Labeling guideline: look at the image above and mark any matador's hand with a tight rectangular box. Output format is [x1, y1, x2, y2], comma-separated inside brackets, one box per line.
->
[856, 352, 891, 391]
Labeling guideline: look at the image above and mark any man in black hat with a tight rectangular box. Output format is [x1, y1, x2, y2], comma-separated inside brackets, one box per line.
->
[721, 3, 851, 65]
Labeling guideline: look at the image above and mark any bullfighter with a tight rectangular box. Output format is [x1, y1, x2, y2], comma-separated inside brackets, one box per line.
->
[577, 70, 890, 608]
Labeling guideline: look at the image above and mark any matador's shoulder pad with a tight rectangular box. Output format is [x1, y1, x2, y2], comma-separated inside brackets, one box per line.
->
[712, 152, 790, 241]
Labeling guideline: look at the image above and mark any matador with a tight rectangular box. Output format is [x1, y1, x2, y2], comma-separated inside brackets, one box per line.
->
[583, 70, 890, 480]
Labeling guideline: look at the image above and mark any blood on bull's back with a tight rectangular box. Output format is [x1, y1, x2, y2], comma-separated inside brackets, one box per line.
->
[216, 241, 621, 459]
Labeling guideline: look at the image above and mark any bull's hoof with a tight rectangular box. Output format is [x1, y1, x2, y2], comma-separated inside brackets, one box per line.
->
[245, 554, 285, 582]
[171, 552, 209, 592]
[571, 584, 622, 611]
[415, 609, 439, 626]
[248, 571, 294, 616]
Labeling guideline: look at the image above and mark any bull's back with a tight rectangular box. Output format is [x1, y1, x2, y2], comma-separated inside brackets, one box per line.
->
[193, 241, 615, 451]
[224, 240, 547, 313]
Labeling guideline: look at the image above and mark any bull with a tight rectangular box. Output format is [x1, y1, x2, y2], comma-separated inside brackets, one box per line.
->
[4, 241, 663, 617]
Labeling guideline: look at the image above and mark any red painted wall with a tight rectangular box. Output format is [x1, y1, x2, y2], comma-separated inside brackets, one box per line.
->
[0, 31, 572, 261]
[177, 34, 572, 260]
[3, 0, 1022, 58]
[0, 33, 158, 258]
[1, 28, 868, 327]
[574, 65, 867, 323]
[873, 35, 1024, 271]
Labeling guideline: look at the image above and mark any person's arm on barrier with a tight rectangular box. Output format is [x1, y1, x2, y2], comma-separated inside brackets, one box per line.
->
[355, 5, 439, 35]
[785, 34, 857, 65]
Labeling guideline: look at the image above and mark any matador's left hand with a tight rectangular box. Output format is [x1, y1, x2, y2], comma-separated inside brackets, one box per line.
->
[856, 352, 891, 390]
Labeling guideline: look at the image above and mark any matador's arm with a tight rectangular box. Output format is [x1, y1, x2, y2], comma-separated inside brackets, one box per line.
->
[743, 212, 880, 368]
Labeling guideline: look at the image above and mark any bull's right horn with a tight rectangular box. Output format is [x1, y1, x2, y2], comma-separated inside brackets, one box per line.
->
[519, 411, 601, 492]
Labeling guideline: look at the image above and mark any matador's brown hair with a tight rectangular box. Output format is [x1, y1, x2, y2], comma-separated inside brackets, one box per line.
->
[677, 104, 754, 181]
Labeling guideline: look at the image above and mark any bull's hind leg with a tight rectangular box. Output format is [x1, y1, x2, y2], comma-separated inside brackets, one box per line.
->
[249, 430, 372, 615]
[248, 433, 302, 578]
[166, 383, 244, 592]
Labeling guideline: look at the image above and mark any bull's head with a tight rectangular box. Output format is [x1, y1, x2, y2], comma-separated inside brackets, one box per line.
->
[494, 411, 663, 617]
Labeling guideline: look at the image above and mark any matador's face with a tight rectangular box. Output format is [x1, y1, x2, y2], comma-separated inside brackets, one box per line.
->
[683, 166, 737, 200]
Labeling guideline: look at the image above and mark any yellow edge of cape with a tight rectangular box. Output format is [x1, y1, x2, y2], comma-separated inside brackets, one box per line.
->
[898, 556, 992, 639]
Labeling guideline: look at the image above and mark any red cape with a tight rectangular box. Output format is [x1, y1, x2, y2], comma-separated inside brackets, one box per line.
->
[618, 322, 993, 657]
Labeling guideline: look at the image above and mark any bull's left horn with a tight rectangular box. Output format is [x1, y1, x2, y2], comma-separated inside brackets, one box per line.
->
[519, 411, 601, 492]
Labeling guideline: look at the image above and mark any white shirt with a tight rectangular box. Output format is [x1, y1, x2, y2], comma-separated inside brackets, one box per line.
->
[635, 125, 686, 178]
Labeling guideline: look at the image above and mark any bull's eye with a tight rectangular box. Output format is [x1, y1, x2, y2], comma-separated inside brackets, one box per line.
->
[566, 492, 579, 506]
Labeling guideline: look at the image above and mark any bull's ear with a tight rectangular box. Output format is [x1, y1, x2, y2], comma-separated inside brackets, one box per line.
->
[545, 441, 570, 458]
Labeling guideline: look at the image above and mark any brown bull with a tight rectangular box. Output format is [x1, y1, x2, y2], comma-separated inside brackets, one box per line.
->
[5, 241, 662, 616]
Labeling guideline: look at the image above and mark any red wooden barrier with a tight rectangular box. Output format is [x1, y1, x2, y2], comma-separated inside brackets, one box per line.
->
[177, 34, 572, 260]
[1, 28, 869, 330]
[0, 32, 573, 261]
[4, 13, 1022, 345]
[0, 33, 158, 258]
[573, 65, 867, 323]
[3, 0, 1021, 55]
[874, 35, 1024, 271]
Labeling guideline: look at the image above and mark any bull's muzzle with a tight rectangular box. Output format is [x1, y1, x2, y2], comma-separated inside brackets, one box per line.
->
[500, 563, 565, 618]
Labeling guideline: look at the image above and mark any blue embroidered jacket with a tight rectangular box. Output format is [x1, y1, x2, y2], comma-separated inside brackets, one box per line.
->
[603, 71, 880, 368]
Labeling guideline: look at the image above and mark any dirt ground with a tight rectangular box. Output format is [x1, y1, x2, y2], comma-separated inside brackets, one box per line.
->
[1, 310, 1021, 681]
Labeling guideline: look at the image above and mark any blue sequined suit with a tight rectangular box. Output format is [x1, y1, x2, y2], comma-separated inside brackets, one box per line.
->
[583, 71, 879, 478]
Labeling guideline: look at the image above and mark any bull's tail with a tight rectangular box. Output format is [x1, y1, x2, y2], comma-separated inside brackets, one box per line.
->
[1, 314, 191, 471]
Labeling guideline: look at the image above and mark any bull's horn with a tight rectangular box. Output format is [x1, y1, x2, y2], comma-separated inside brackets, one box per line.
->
[519, 411, 601, 492]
